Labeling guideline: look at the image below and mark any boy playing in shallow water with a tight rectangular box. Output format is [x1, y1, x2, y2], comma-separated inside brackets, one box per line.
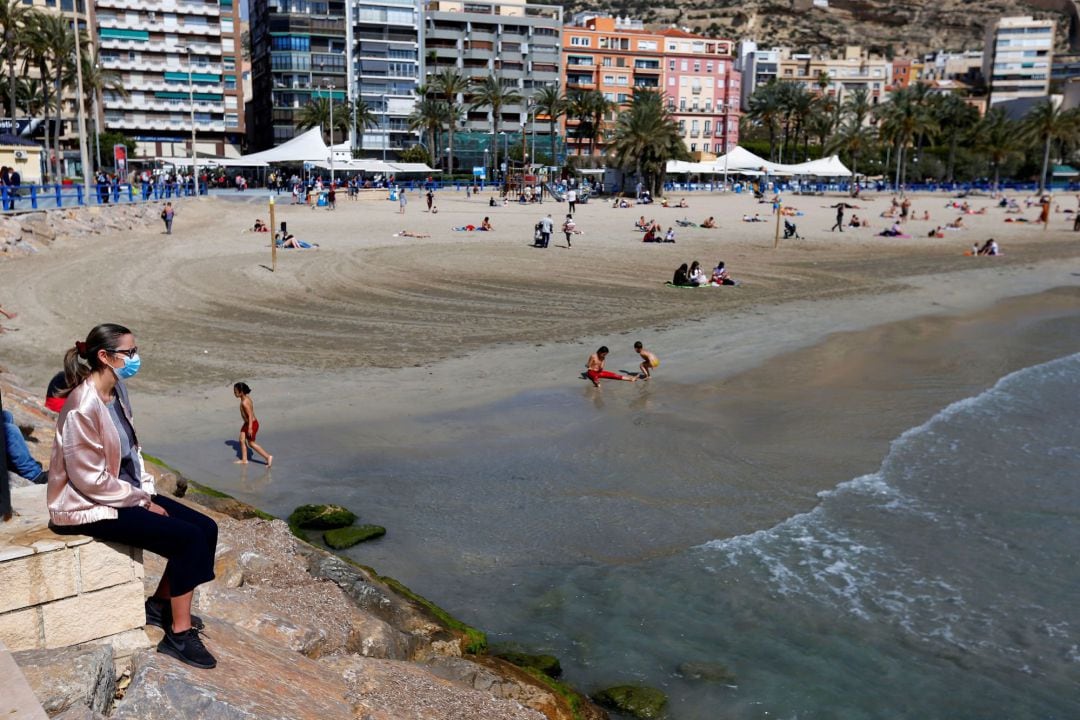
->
[634, 341, 659, 380]
[586, 347, 637, 387]
[233, 382, 272, 466]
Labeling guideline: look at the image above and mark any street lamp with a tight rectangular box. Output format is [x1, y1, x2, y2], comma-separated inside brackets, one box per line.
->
[71, 3, 91, 192]
[178, 45, 198, 196]
[324, 81, 336, 183]
[382, 93, 388, 162]
[483, 148, 489, 183]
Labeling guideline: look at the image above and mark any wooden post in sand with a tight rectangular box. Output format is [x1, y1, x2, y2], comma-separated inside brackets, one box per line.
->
[269, 195, 277, 272]
[774, 200, 782, 248]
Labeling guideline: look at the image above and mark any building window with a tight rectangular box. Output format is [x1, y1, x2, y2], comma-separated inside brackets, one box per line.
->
[668, 77, 675, 86]
[669, 60, 675, 70]
[570, 36, 590, 47]
[704, 120, 710, 134]
[706, 62, 713, 73]
[681, 60, 688, 71]
[694, 62, 700, 72]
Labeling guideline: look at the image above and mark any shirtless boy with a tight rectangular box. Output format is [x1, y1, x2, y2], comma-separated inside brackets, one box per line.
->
[634, 341, 659, 380]
[586, 346, 637, 387]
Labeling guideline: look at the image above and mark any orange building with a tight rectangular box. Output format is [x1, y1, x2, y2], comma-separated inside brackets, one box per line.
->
[561, 15, 664, 155]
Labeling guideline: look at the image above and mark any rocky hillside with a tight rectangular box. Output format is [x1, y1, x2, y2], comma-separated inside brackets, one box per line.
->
[557, 0, 1072, 56]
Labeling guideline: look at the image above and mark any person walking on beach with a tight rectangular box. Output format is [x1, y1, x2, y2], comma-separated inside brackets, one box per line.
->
[634, 341, 659, 380]
[567, 187, 577, 215]
[47, 323, 219, 669]
[562, 214, 577, 248]
[426, 188, 434, 212]
[161, 203, 174, 234]
[831, 203, 844, 232]
[233, 383, 272, 467]
[538, 213, 553, 248]
[586, 347, 637, 387]
[398, 188, 407, 215]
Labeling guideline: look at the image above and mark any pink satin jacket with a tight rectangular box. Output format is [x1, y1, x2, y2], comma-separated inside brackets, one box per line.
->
[47, 379, 156, 526]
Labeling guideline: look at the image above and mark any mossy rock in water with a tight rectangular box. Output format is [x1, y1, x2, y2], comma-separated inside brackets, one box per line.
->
[323, 525, 386, 549]
[677, 661, 737, 684]
[591, 685, 667, 719]
[287, 504, 357, 530]
[495, 651, 562, 679]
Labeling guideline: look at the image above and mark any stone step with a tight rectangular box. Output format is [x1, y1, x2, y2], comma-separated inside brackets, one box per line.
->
[0, 639, 49, 719]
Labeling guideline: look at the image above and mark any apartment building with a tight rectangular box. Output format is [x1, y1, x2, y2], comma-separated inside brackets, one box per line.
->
[735, 41, 779, 112]
[93, 0, 246, 159]
[983, 16, 1055, 107]
[659, 29, 739, 158]
[921, 50, 984, 86]
[354, 0, 421, 157]
[891, 58, 925, 89]
[778, 46, 892, 104]
[425, 0, 562, 169]
[248, 0, 348, 151]
[561, 14, 663, 155]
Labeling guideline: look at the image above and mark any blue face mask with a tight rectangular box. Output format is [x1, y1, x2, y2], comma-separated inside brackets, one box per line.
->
[113, 353, 141, 380]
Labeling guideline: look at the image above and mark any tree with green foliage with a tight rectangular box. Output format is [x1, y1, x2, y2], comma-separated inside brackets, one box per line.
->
[746, 81, 784, 160]
[408, 94, 449, 168]
[606, 89, 689, 197]
[468, 75, 520, 179]
[432, 68, 470, 173]
[534, 84, 566, 169]
[0, 0, 31, 121]
[971, 108, 1022, 191]
[1020, 99, 1080, 193]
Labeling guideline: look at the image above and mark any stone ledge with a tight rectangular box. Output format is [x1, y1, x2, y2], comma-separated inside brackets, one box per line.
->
[0, 486, 149, 657]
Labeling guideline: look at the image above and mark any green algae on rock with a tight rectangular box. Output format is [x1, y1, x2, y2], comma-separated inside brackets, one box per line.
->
[494, 651, 563, 679]
[323, 525, 386, 549]
[591, 685, 667, 719]
[288, 504, 358, 530]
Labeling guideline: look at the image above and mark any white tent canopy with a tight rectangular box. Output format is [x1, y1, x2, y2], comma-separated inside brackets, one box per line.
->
[228, 127, 330, 165]
[785, 155, 852, 177]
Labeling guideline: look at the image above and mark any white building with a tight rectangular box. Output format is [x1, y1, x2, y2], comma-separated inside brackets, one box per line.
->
[983, 16, 1055, 106]
[93, 0, 246, 159]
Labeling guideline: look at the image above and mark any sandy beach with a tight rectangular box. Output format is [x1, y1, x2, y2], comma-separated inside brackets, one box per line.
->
[4, 187, 1080, 719]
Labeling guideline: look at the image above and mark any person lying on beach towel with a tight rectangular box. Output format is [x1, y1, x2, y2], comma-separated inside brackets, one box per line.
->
[276, 232, 317, 249]
[742, 214, 766, 222]
[393, 230, 431, 238]
[877, 224, 908, 237]
[1004, 217, 1031, 223]
[676, 218, 697, 227]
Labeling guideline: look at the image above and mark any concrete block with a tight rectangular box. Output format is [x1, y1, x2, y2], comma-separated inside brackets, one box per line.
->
[42, 582, 145, 649]
[0, 550, 78, 613]
[0, 606, 43, 651]
[78, 541, 141, 592]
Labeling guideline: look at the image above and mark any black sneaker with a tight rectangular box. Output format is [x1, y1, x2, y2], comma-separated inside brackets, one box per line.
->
[157, 628, 217, 669]
[31, 469, 48, 485]
[145, 597, 204, 631]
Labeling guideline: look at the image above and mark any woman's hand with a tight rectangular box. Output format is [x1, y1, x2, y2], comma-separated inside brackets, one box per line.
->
[148, 502, 169, 517]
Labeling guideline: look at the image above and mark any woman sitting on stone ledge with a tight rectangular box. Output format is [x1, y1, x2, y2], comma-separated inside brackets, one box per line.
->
[47, 323, 219, 670]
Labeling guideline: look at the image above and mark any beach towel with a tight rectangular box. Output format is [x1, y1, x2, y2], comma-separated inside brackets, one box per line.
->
[664, 282, 716, 289]
[453, 225, 477, 231]
[876, 231, 910, 238]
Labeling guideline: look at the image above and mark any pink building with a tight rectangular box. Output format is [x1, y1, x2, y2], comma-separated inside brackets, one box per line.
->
[659, 29, 741, 158]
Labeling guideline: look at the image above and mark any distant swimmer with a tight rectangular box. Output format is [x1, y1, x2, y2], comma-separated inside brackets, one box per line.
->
[634, 341, 659, 380]
[586, 346, 637, 387]
[233, 382, 272, 467]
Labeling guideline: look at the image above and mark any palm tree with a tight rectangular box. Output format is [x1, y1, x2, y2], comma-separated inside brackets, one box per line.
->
[747, 82, 784, 160]
[972, 108, 1021, 191]
[295, 96, 336, 141]
[432, 68, 469, 174]
[606, 89, 689, 197]
[875, 86, 936, 189]
[82, 57, 127, 171]
[408, 96, 448, 167]
[931, 94, 979, 183]
[568, 89, 612, 157]
[1020, 99, 1080, 193]
[28, 12, 76, 181]
[534, 84, 565, 169]
[346, 98, 378, 152]
[469, 75, 520, 179]
[826, 120, 876, 194]
[0, 0, 32, 121]
[841, 87, 873, 128]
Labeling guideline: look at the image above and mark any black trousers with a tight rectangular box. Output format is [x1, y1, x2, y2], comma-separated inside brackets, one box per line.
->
[52, 495, 217, 597]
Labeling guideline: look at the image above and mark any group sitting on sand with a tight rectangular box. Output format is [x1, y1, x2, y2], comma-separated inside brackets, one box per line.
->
[275, 231, 317, 249]
[660, 198, 689, 209]
[644, 226, 676, 243]
[252, 218, 269, 232]
[671, 260, 738, 287]
[969, 238, 1001, 256]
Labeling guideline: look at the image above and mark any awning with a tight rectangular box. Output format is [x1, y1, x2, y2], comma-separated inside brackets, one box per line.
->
[1052, 164, 1079, 177]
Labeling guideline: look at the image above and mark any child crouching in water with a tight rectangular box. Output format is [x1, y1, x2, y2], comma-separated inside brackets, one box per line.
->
[233, 382, 272, 466]
[634, 341, 659, 380]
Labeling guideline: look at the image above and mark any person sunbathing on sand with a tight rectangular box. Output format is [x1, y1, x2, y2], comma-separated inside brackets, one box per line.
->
[253, 218, 268, 232]
[742, 214, 765, 222]
[676, 198, 688, 208]
[946, 216, 965, 229]
[395, 230, 431, 238]
[701, 216, 716, 228]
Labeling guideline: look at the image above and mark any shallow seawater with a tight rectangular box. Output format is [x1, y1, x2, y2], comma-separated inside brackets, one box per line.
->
[146, 294, 1080, 719]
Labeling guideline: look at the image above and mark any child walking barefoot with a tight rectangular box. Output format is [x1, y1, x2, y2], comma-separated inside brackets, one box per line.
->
[233, 382, 272, 466]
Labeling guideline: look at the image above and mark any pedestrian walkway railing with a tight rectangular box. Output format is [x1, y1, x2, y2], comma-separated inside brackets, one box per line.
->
[0, 182, 207, 212]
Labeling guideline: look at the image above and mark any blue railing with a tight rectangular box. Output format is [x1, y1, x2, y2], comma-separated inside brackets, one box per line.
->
[0, 181, 208, 212]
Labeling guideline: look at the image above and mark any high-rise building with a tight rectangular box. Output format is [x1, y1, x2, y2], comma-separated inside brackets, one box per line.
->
[93, 0, 246, 160]
[735, 41, 779, 112]
[983, 16, 1055, 107]
[248, 0, 348, 151]
[777, 46, 892, 104]
[659, 29, 740, 158]
[425, 0, 563, 169]
[354, 0, 422, 158]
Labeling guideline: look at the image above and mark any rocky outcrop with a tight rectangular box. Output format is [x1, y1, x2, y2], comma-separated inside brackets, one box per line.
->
[12, 644, 116, 716]
[0, 203, 175, 259]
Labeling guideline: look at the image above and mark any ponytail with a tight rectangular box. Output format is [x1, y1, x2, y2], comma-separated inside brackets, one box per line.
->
[57, 323, 133, 397]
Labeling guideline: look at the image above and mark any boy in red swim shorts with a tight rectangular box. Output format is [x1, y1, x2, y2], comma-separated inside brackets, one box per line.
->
[233, 382, 272, 466]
